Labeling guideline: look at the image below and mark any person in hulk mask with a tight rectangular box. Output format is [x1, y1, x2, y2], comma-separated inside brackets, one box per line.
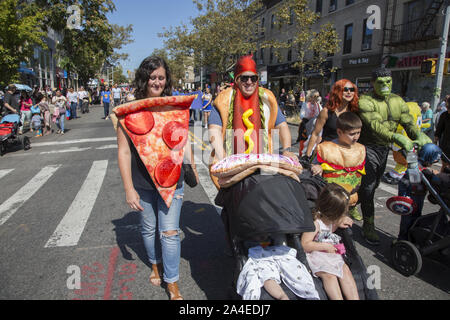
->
[357, 67, 432, 246]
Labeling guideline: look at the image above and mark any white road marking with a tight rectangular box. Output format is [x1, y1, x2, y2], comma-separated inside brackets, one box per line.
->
[0, 169, 14, 180]
[96, 145, 117, 150]
[194, 152, 221, 215]
[45, 160, 108, 248]
[40, 147, 92, 154]
[32, 137, 116, 148]
[0, 165, 61, 226]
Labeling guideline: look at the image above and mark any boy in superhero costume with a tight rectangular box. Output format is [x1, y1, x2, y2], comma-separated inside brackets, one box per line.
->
[357, 68, 432, 245]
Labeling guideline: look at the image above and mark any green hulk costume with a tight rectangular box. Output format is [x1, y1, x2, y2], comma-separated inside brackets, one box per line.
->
[357, 68, 432, 245]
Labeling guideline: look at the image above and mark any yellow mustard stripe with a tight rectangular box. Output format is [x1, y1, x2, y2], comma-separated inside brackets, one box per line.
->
[242, 109, 255, 154]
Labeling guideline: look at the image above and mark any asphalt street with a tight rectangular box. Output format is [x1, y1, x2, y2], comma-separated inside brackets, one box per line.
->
[0, 104, 448, 300]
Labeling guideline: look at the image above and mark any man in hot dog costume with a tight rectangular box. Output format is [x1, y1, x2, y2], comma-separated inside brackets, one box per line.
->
[357, 68, 432, 245]
[208, 55, 296, 188]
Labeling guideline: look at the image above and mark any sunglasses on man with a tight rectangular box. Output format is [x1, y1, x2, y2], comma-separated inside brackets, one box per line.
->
[343, 87, 355, 93]
[239, 75, 259, 83]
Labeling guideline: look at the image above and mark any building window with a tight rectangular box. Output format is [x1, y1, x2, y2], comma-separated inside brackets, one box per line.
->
[346, 0, 355, 5]
[261, 18, 265, 36]
[289, 8, 294, 25]
[270, 47, 274, 64]
[271, 15, 275, 29]
[329, 0, 337, 13]
[361, 19, 373, 51]
[316, 0, 322, 14]
[287, 39, 292, 62]
[260, 48, 265, 64]
[343, 23, 353, 54]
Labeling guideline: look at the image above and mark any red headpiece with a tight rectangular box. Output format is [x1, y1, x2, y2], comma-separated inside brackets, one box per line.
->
[235, 55, 257, 79]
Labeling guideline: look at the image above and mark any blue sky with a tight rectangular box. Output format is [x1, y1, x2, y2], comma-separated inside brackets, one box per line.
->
[107, 1, 199, 74]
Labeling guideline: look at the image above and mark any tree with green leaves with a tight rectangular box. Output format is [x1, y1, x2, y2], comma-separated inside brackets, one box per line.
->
[36, 0, 133, 86]
[264, 0, 340, 91]
[160, 0, 263, 82]
[0, 0, 47, 87]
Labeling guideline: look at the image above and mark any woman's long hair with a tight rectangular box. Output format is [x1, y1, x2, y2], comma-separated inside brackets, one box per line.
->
[133, 56, 172, 99]
[325, 79, 359, 112]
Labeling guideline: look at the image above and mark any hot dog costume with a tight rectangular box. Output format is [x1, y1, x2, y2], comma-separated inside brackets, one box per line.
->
[357, 68, 432, 245]
[209, 55, 282, 188]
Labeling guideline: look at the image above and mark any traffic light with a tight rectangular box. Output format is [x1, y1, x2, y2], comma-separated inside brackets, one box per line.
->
[421, 59, 436, 74]
[421, 58, 450, 75]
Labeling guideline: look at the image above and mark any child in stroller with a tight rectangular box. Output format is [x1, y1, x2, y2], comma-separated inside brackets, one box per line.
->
[301, 183, 359, 300]
[215, 170, 379, 300]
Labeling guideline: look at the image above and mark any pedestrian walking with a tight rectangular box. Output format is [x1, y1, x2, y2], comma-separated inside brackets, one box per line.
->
[297, 89, 322, 145]
[434, 95, 450, 173]
[112, 84, 122, 107]
[78, 86, 90, 114]
[101, 86, 112, 120]
[303, 80, 358, 158]
[52, 89, 67, 135]
[117, 56, 197, 300]
[19, 91, 33, 134]
[67, 87, 79, 120]
[3, 85, 20, 116]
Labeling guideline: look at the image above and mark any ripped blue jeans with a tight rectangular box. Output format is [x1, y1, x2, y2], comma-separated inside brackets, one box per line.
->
[136, 184, 184, 283]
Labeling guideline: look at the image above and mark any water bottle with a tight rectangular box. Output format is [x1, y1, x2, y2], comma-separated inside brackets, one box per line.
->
[407, 151, 421, 184]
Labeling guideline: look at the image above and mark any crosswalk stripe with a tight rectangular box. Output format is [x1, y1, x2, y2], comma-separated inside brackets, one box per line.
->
[0, 169, 14, 180]
[31, 137, 116, 148]
[0, 165, 61, 226]
[45, 160, 108, 248]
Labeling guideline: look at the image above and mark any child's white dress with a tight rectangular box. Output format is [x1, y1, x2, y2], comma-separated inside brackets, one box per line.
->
[306, 219, 345, 278]
[237, 245, 320, 300]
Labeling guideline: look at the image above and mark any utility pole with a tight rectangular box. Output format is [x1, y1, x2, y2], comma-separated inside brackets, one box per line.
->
[432, 4, 450, 113]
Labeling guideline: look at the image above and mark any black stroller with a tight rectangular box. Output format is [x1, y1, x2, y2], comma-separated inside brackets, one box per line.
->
[0, 114, 31, 156]
[215, 171, 379, 300]
[389, 151, 450, 277]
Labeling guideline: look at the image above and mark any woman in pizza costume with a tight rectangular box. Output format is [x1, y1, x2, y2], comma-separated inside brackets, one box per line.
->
[357, 68, 432, 245]
[113, 56, 198, 300]
[382, 102, 431, 185]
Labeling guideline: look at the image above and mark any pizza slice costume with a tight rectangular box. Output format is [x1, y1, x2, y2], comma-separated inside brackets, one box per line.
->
[112, 95, 196, 208]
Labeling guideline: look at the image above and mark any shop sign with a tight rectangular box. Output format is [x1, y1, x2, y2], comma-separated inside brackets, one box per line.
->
[343, 55, 380, 68]
[383, 51, 450, 69]
[267, 62, 299, 78]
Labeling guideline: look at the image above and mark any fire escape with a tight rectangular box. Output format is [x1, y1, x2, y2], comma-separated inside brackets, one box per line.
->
[383, 0, 445, 50]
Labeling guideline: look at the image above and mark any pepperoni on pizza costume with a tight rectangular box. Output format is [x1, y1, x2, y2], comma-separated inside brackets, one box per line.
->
[112, 95, 196, 208]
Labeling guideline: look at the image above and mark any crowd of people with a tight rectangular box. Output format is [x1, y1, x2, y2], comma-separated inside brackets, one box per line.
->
[0, 84, 133, 135]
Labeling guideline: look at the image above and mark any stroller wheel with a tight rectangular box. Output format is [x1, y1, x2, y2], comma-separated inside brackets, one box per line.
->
[391, 240, 422, 277]
[0, 142, 6, 156]
[19, 136, 31, 151]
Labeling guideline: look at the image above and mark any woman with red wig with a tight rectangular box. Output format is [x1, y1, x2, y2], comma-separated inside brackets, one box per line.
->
[304, 79, 359, 158]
